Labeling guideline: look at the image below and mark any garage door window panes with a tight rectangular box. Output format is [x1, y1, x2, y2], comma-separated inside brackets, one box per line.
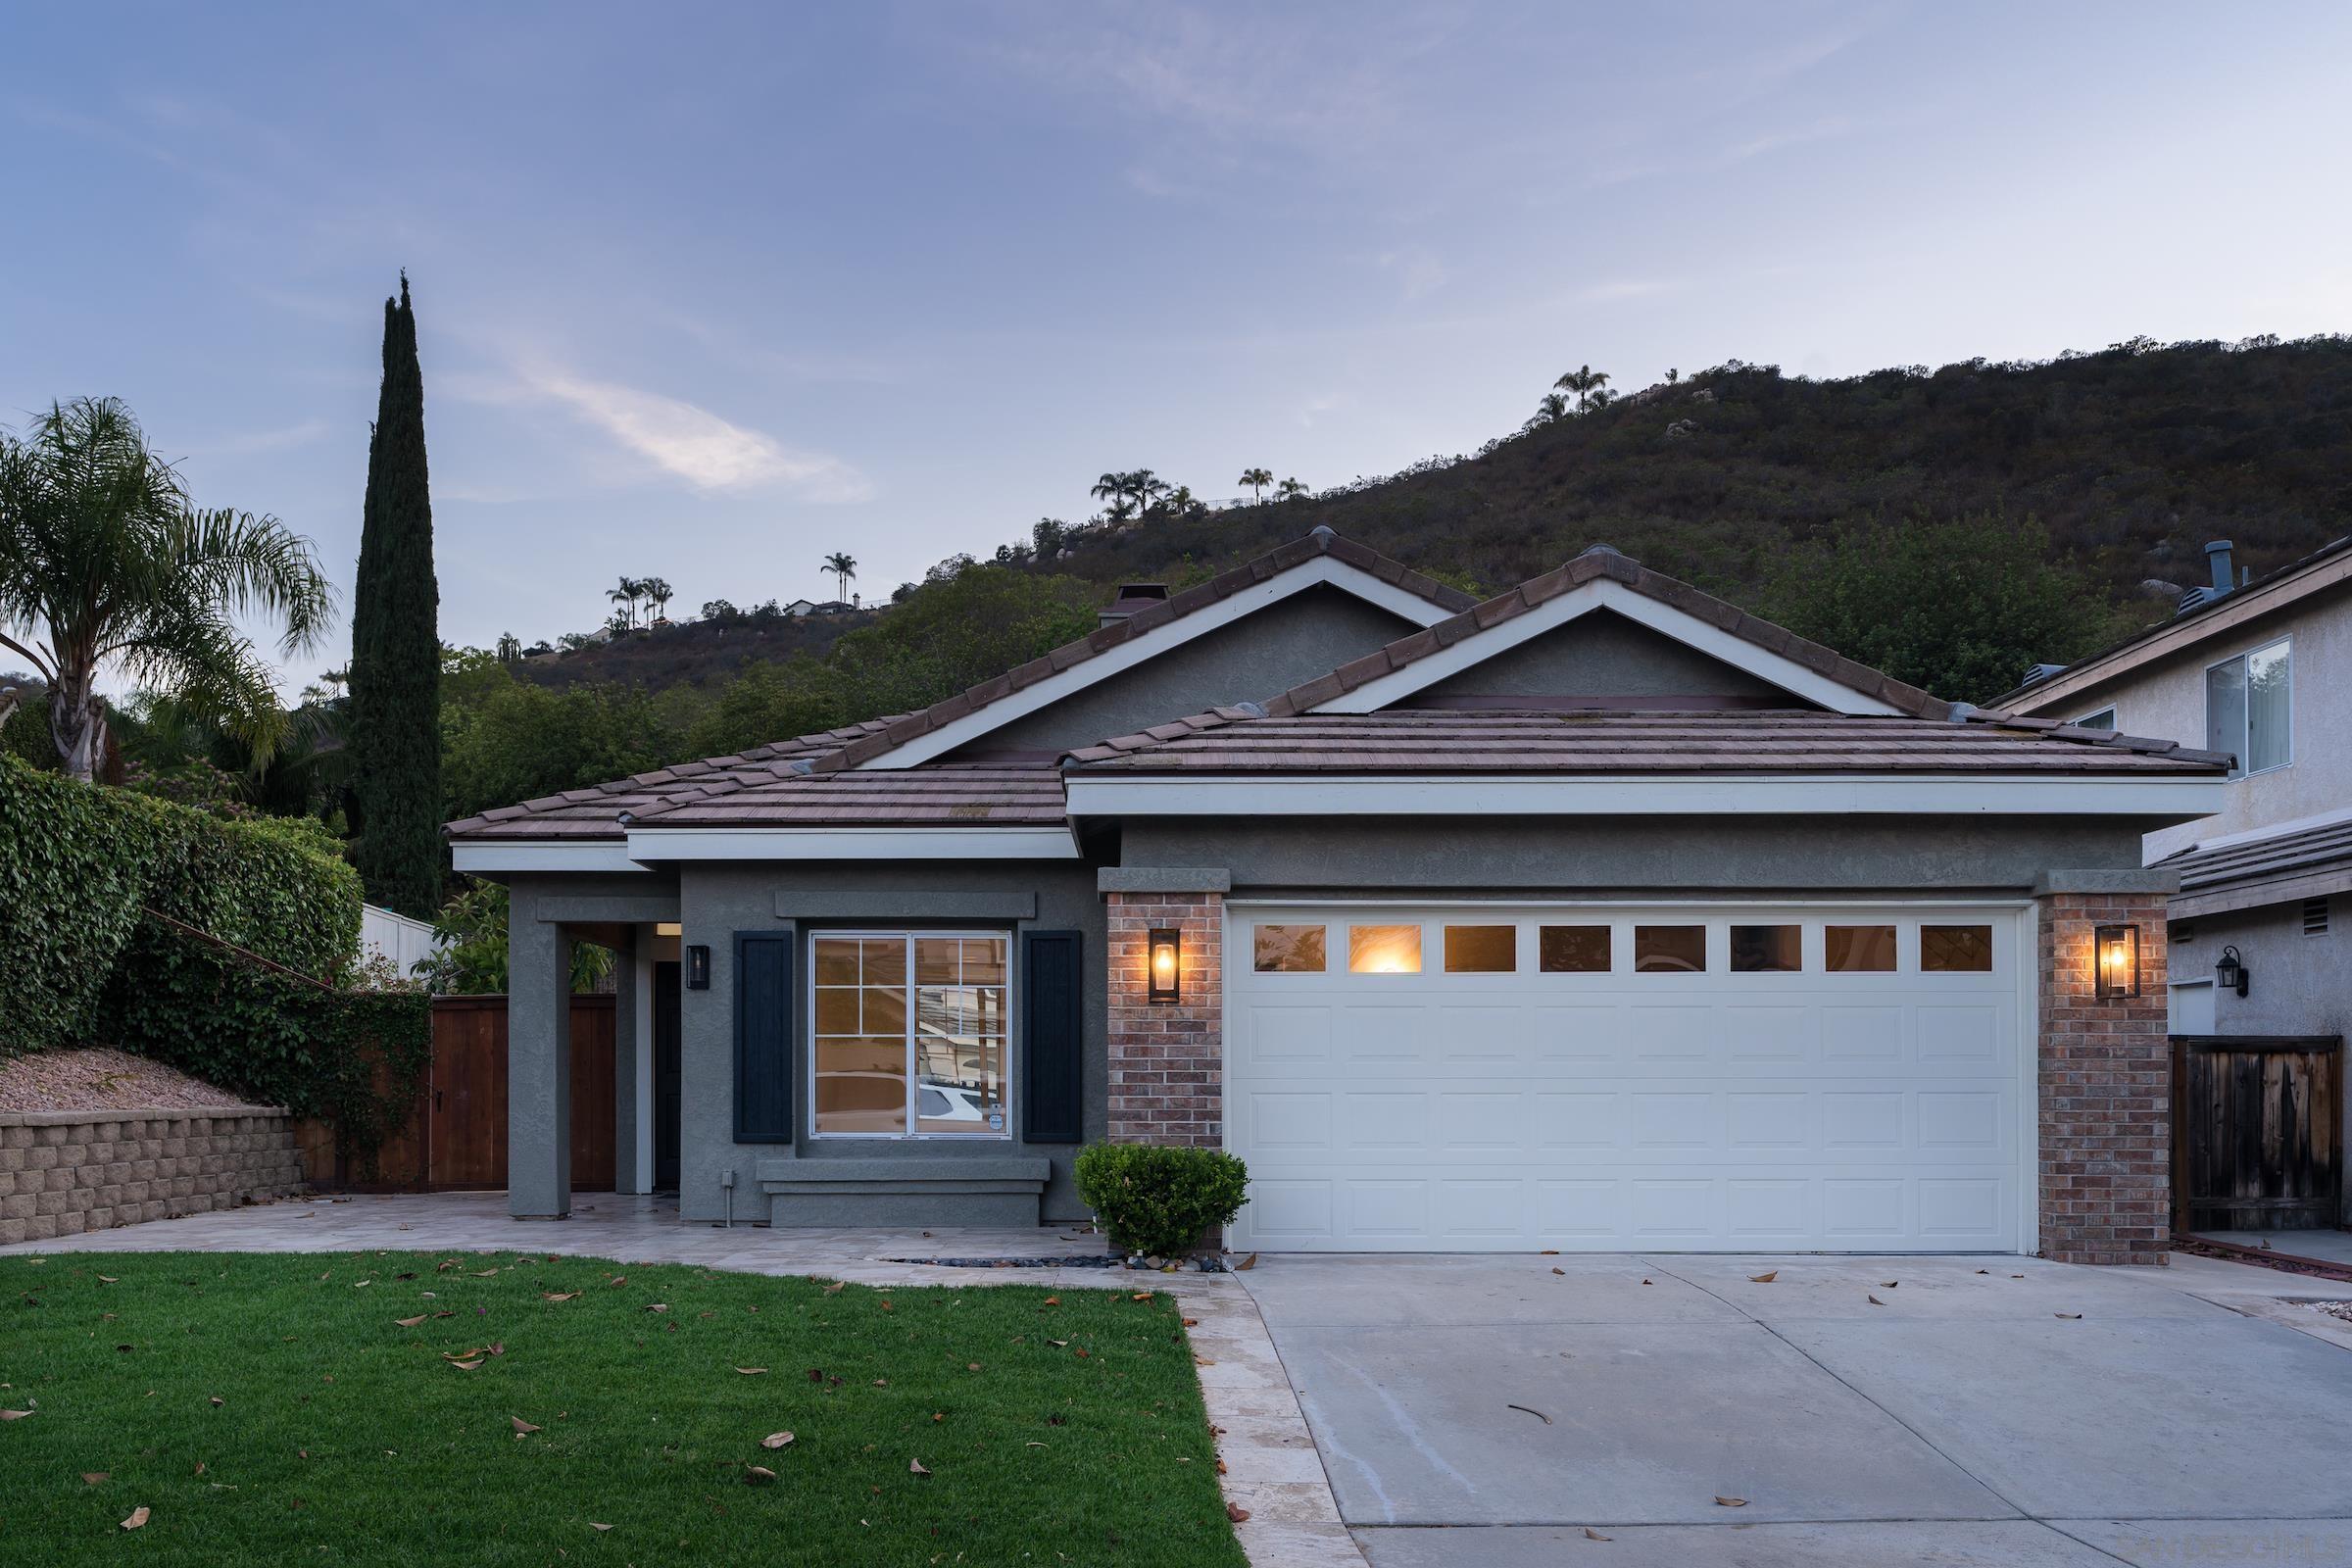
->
[1826, 924, 1897, 972]
[1730, 924, 1801, 972]
[812, 932, 1008, 1139]
[1349, 924, 1422, 974]
[1444, 924, 1517, 972]
[1634, 924, 1706, 973]
[1253, 924, 1326, 973]
[1921, 924, 1994, 972]
[1539, 925, 1611, 972]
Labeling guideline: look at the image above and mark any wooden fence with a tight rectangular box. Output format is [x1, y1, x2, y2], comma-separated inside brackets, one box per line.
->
[298, 995, 616, 1192]
[2172, 1034, 2343, 1233]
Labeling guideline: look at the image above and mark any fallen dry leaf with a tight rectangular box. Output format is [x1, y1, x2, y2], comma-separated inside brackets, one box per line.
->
[591, 1522, 612, 1532]
[644, 1303, 669, 1314]
[1749, 1270, 1779, 1284]
[1540, 1249, 1560, 1255]
[1867, 1295, 1886, 1306]
[208, 1396, 223, 1407]
[2056, 1312, 2083, 1320]
[1715, 1495, 1747, 1508]
[966, 1362, 983, 1371]
[121, 1505, 151, 1530]
[1194, 1355, 1216, 1367]
[822, 1282, 846, 1297]
[1583, 1526, 1612, 1541]
[1182, 1317, 1198, 1327]
[1551, 1267, 1565, 1276]
[1506, 1403, 1553, 1425]
[908, 1457, 930, 1476]
[1977, 1268, 1989, 1275]
[82, 1471, 109, 1484]
[1233, 1252, 1257, 1272]
[543, 1292, 579, 1303]
[1043, 1296, 1059, 1306]
[512, 1417, 541, 1436]
[394, 1315, 427, 1329]
[0, 1408, 32, 1421]
[98, 1275, 118, 1284]
[608, 1275, 626, 1288]
[449, 1359, 484, 1372]
[1880, 1280, 1899, 1289]
[744, 1465, 776, 1486]
[734, 1367, 769, 1377]
[761, 1431, 795, 1450]
[1131, 1292, 1153, 1302]
[1226, 1501, 1251, 1523]
[193, 1462, 205, 1477]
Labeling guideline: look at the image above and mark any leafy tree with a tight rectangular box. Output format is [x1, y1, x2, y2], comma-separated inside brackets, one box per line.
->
[1238, 467, 1273, 503]
[1757, 511, 2132, 704]
[421, 878, 611, 994]
[1031, 516, 1067, 563]
[0, 397, 331, 783]
[823, 552, 858, 602]
[700, 598, 742, 625]
[1275, 476, 1308, 502]
[348, 274, 444, 917]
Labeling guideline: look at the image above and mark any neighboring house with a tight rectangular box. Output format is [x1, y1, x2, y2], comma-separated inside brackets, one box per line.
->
[359, 903, 447, 979]
[1998, 536, 2352, 1050]
[781, 599, 818, 618]
[448, 527, 2227, 1264]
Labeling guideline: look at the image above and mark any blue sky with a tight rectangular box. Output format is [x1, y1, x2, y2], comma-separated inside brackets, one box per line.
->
[6, 2, 2350, 694]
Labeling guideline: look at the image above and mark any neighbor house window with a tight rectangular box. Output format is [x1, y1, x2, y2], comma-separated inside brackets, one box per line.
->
[2206, 639, 2290, 777]
[812, 933, 1007, 1138]
[2075, 708, 2116, 731]
[1253, 924, 1326, 973]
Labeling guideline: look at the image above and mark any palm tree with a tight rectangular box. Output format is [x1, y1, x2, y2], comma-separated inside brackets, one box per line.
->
[1554, 365, 1612, 414]
[1165, 484, 1198, 519]
[1130, 469, 1169, 514]
[1275, 476, 1308, 502]
[1101, 498, 1139, 525]
[1533, 391, 1571, 423]
[608, 576, 642, 630]
[823, 552, 858, 602]
[642, 576, 673, 623]
[1238, 466, 1273, 504]
[1090, 471, 1127, 510]
[0, 397, 331, 781]
[495, 631, 521, 662]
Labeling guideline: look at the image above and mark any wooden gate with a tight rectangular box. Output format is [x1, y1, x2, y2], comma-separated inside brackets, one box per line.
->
[303, 995, 616, 1191]
[2173, 1035, 2343, 1232]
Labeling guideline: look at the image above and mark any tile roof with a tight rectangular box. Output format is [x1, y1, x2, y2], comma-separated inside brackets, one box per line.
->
[1253, 543, 1951, 720]
[629, 764, 1068, 828]
[442, 718, 904, 842]
[2157, 813, 2352, 917]
[805, 528, 1475, 773]
[1064, 708, 2234, 775]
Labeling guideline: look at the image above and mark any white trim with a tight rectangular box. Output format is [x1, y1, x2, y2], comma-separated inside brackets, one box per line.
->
[1066, 772, 2227, 819]
[1310, 577, 1908, 716]
[807, 928, 1015, 1142]
[624, 826, 1079, 860]
[2161, 800, 2352, 858]
[854, 555, 1455, 770]
[2073, 707, 2117, 730]
[451, 841, 646, 874]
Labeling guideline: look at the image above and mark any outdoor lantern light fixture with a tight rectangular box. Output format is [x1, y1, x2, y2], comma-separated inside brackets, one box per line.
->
[1148, 928, 1181, 1004]
[686, 944, 711, 991]
[2215, 944, 2250, 998]
[2092, 923, 2139, 1000]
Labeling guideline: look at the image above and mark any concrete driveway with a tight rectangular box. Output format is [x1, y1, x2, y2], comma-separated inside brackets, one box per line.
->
[1240, 1251, 2352, 1567]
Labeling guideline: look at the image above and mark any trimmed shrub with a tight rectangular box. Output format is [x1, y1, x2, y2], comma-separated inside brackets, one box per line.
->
[1073, 1142, 1250, 1258]
[0, 755, 426, 1164]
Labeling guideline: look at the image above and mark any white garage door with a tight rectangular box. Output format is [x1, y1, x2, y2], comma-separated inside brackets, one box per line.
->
[1225, 904, 2032, 1253]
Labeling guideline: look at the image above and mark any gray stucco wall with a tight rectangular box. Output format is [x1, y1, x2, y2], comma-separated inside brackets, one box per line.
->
[1408, 609, 1796, 703]
[1119, 815, 2158, 894]
[972, 586, 1417, 753]
[2173, 900, 2349, 1038]
[675, 860, 1107, 1226]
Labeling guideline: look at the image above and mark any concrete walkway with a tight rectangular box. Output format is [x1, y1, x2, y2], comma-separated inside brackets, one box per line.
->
[0, 1191, 1364, 1568]
[1236, 1252, 2352, 1567]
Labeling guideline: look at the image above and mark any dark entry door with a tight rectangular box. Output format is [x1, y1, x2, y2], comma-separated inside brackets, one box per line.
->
[2174, 1035, 2342, 1231]
[654, 961, 683, 1191]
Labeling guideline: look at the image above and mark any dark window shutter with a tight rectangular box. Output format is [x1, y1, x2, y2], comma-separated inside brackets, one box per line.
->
[735, 931, 794, 1143]
[1023, 930, 1084, 1145]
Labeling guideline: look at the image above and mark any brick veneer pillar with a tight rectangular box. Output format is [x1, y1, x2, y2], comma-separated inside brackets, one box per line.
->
[1105, 890, 1225, 1147]
[2036, 891, 2171, 1265]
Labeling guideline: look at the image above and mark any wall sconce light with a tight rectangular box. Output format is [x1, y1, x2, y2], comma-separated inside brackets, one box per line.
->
[2092, 923, 2139, 1000]
[2215, 944, 2249, 999]
[686, 944, 711, 990]
[1147, 928, 1181, 1004]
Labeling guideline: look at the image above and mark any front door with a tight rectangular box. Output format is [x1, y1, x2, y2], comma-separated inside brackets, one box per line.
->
[654, 960, 682, 1191]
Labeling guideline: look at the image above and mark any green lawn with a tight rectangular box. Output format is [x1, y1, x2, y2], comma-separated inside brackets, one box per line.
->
[0, 1251, 1247, 1567]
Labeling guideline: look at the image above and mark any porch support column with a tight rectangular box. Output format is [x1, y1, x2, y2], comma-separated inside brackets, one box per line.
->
[508, 914, 574, 1219]
[2034, 881, 2172, 1265]
[1102, 872, 1228, 1149]
[612, 936, 653, 1196]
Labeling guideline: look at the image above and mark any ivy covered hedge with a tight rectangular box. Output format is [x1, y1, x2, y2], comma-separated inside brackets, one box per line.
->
[0, 756, 428, 1161]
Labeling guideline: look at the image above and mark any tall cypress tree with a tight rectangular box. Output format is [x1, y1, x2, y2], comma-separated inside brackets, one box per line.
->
[349, 272, 442, 918]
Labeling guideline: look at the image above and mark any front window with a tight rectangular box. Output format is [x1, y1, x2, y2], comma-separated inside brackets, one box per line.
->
[2206, 639, 2290, 777]
[2075, 708, 2116, 731]
[812, 932, 1008, 1138]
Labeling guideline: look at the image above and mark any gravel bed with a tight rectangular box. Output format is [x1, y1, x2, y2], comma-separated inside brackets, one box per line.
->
[0, 1046, 254, 1112]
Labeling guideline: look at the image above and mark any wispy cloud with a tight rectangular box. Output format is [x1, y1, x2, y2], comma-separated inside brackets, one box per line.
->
[1374, 247, 1447, 302]
[497, 367, 871, 500]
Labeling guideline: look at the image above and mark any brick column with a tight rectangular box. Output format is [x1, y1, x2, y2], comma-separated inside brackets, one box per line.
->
[2036, 891, 2171, 1265]
[1105, 890, 1225, 1148]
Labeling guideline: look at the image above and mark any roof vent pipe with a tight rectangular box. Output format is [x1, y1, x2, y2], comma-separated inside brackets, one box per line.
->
[2205, 540, 2235, 595]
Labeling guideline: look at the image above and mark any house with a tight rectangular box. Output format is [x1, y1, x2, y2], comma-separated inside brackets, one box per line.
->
[1999, 536, 2352, 1214]
[781, 599, 819, 618]
[447, 527, 2229, 1264]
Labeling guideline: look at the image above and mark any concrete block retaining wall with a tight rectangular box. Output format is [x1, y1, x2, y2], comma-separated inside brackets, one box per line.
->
[0, 1106, 303, 1246]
